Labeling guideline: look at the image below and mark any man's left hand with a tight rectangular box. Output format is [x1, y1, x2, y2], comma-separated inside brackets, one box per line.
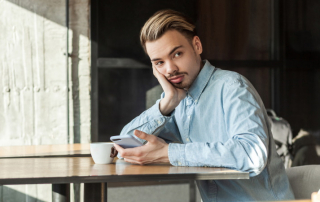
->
[113, 130, 169, 165]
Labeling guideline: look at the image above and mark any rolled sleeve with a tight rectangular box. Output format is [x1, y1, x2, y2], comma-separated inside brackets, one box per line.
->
[119, 99, 172, 143]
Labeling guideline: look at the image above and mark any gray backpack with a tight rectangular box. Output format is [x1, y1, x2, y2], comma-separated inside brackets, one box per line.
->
[267, 109, 293, 168]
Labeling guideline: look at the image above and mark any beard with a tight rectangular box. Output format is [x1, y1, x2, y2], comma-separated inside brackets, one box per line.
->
[165, 58, 203, 90]
[167, 72, 196, 90]
[172, 79, 191, 89]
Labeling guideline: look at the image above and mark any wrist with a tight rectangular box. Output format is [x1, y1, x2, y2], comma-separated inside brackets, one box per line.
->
[159, 98, 177, 116]
[161, 144, 170, 163]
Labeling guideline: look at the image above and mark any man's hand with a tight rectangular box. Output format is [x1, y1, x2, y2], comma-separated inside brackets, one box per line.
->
[153, 66, 186, 116]
[113, 130, 169, 165]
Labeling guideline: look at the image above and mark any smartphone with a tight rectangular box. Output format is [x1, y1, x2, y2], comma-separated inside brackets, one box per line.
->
[110, 135, 144, 148]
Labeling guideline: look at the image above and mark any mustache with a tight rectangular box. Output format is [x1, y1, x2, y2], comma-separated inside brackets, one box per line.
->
[166, 72, 188, 79]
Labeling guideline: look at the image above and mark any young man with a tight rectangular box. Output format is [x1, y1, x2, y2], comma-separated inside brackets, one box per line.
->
[114, 9, 294, 201]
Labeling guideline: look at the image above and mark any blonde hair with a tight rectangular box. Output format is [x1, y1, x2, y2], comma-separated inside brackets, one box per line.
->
[140, 9, 196, 53]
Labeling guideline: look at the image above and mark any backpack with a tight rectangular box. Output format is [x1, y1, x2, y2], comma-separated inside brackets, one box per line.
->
[267, 109, 293, 168]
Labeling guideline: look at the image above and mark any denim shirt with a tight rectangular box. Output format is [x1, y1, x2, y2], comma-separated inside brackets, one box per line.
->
[119, 60, 294, 201]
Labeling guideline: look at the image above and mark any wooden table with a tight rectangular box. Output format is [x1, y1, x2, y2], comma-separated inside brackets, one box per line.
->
[0, 157, 248, 184]
[0, 143, 90, 202]
[0, 157, 249, 201]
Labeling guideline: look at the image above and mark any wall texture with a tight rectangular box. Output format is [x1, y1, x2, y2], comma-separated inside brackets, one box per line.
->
[0, 0, 90, 201]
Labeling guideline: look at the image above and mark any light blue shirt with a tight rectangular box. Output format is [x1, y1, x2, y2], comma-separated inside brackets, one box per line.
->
[119, 60, 294, 201]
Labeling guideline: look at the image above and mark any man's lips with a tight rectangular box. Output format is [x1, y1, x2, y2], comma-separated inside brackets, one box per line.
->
[168, 75, 184, 84]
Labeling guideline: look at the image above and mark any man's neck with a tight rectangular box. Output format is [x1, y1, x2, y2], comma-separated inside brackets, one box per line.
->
[199, 60, 205, 71]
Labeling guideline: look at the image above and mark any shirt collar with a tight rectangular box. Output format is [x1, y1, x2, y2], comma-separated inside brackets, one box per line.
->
[186, 60, 215, 101]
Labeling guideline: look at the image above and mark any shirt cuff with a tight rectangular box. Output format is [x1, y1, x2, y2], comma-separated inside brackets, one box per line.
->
[146, 99, 172, 134]
[168, 143, 187, 166]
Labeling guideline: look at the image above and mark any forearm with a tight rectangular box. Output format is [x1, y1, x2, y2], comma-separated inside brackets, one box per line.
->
[159, 97, 179, 116]
[120, 99, 170, 141]
[168, 133, 268, 176]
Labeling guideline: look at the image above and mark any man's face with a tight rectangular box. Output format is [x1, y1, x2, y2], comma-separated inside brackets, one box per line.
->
[146, 30, 203, 89]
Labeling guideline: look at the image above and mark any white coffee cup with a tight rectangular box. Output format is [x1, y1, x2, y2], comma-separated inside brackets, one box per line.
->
[90, 142, 114, 164]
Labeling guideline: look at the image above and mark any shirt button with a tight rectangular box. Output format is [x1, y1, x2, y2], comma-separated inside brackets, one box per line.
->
[188, 116, 191, 119]
[186, 138, 189, 142]
[178, 162, 182, 166]
[157, 120, 161, 125]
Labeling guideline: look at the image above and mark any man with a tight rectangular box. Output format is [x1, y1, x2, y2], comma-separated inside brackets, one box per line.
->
[114, 9, 294, 201]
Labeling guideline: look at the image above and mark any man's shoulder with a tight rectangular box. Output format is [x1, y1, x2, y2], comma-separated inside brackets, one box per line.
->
[211, 68, 244, 86]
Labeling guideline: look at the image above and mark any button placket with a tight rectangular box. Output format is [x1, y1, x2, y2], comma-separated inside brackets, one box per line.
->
[183, 99, 190, 142]
[185, 98, 194, 143]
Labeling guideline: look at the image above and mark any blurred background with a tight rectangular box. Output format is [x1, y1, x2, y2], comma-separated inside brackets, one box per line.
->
[95, 0, 320, 142]
[1, 0, 319, 201]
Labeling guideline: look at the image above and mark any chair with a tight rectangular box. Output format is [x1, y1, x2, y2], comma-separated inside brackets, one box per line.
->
[286, 165, 320, 199]
[146, 85, 163, 109]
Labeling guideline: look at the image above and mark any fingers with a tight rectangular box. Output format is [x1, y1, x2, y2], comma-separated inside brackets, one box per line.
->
[124, 158, 143, 165]
[110, 146, 118, 157]
[134, 130, 155, 143]
[124, 157, 154, 165]
[152, 65, 159, 77]
[152, 65, 164, 79]
[152, 66, 173, 93]
[152, 66, 186, 104]
[113, 144, 125, 154]
[115, 131, 169, 165]
[114, 143, 145, 159]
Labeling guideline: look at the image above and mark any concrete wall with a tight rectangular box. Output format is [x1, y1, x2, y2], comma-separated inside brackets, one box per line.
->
[0, 1, 202, 201]
[0, 0, 90, 201]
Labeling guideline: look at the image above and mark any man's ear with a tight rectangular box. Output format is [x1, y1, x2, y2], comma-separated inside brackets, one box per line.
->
[193, 36, 203, 55]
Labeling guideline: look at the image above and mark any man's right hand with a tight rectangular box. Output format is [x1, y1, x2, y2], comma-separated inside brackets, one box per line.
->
[152, 66, 186, 116]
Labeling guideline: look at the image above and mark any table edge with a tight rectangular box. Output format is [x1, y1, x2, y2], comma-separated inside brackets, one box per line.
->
[0, 172, 249, 185]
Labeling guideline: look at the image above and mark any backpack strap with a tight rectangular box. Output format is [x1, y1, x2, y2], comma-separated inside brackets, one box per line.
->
[267, 109, 277, 118]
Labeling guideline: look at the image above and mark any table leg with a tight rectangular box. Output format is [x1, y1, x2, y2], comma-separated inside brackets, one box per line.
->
[189, 180, 196, 202]
[52, 184, 70, 202]
[84, 182, 107, 202]
[73, 183, 81, 202]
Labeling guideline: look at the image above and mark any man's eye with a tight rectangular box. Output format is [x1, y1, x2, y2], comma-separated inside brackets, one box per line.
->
[175, 52, 182, 57]
[156, 61, 163, 66]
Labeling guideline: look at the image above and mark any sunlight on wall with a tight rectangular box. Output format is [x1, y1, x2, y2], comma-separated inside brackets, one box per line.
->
[0, 0, 90, 201]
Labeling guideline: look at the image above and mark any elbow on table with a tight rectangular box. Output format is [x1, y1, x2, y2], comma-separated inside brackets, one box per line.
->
[247, 151, 268, 177]
[249, 161, 267, 177]
[235, 134, 268, 176]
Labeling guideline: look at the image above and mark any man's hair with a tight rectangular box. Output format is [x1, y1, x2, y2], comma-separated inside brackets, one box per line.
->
[140, 9, 196, 53]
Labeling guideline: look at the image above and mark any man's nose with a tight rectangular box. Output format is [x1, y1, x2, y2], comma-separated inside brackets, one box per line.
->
[166, 61, 178, 76]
